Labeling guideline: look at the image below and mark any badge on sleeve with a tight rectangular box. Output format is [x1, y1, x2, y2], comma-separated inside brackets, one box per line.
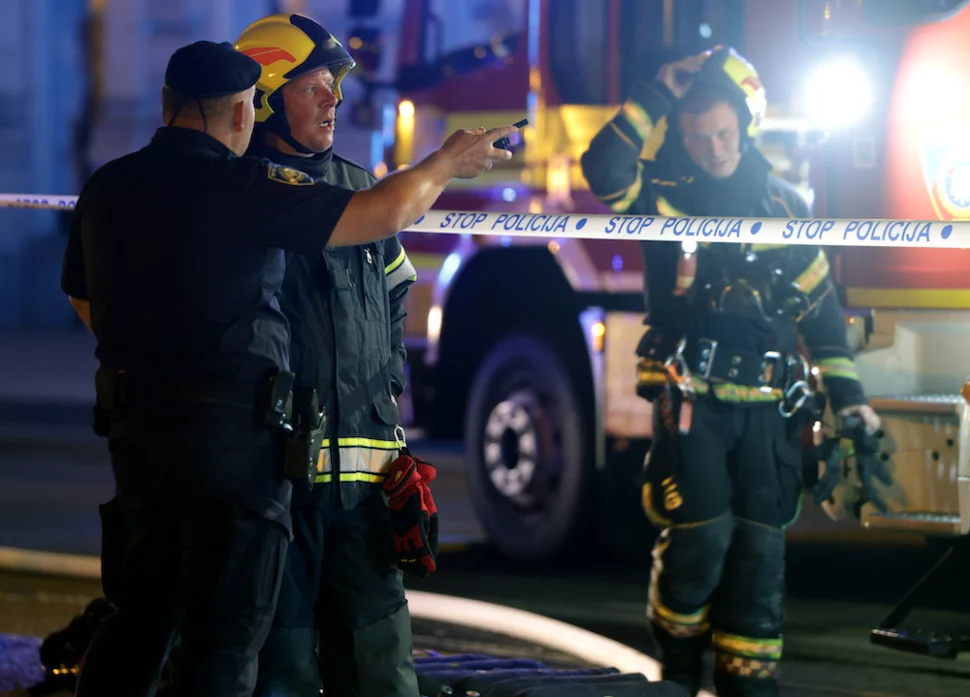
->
[267, 163, 315, 186]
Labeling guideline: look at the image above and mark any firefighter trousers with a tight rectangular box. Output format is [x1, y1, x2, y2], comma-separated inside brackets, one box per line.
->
[254, 490, 419, 697]
[75, 404, 291, 697]
[641, 389, 805, 697]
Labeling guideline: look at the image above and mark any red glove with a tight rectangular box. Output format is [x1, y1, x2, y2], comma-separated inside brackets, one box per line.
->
[382, 451, 439, 576]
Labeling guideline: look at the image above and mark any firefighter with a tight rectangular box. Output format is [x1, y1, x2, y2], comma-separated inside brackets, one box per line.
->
[580, 47, 881, 697]
[234, 14, 425, 697]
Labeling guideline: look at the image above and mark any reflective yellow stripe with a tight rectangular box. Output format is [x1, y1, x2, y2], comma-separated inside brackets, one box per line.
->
[648, 539, 710, 638]
[315, 472, 386, 484]
[595, 165, 644, 213]
[608, 120, 639, 151]
[321, 437, 399, 450]
[794, 250, 830, 295]
[609, 168, 643, 212]
[384, 248, 406, 275]
[749, 243, 789, 251]
[690, 380, 783, 402]
[641, 483, 674, 528]
[656, 196, 687, 217]
[712, 631, 783, 660]
[816, 357, 859, 381]
[771, 195, 796, 218]
[385, 249, 417, 288]
[620, 100, 653, 141]
[712, 631, 783, 679]
[316, 443, 400, 485]
[650, 598, 709, 626]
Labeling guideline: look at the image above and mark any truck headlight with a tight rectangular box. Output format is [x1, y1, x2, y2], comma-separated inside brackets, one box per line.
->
[804, 56, 873, 129]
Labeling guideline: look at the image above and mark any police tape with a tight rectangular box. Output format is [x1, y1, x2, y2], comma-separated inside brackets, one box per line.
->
[1, 192, 965, 249]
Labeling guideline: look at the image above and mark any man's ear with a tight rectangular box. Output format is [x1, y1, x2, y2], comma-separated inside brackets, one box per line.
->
[231, 99, 246, 133]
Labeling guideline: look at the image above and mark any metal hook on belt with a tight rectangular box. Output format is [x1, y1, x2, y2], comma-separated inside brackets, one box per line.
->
[664, 338, 695, 396]
[394, 425, 407, 450]
[779, 380, 811, 418]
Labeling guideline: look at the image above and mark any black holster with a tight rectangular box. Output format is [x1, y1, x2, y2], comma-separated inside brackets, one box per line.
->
[284, 388, 327, 491]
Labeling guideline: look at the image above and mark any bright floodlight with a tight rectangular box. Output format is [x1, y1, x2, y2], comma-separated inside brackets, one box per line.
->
[804, 56, 874, 129]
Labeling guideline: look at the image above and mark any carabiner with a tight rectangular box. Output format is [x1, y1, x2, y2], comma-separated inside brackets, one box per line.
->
[663, 339, 695, 395]
[779, 380, 810, 418]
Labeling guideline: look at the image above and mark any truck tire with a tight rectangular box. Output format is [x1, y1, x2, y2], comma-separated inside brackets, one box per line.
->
[464, 334, 592, 561]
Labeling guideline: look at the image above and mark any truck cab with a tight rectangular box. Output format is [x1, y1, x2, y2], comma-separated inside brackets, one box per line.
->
[792, 0, 970, 658]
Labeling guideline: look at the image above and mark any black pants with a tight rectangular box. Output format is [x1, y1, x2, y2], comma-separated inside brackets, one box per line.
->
[254, 491, 418, 697]
[76, 404, 291, 697]
[642, 389, 805, 697]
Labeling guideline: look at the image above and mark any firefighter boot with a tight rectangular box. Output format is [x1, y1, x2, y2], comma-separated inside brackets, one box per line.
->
[709, 519, 786, 697]
[646, 513, 734, 696]
[649, 624, 708, 696]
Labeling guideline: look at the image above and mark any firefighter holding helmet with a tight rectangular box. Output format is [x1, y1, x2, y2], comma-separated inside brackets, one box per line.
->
[581, 47, 881, 697]
[235, 13, 429, 697]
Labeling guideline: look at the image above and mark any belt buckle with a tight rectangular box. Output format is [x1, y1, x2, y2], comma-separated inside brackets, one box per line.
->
[759, 351, 783, 393]
[694, 339, 718, 381]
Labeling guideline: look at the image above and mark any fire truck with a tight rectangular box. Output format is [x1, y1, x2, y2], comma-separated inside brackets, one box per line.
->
[793, 0, 970, 657]
[363, 0, 970, 581]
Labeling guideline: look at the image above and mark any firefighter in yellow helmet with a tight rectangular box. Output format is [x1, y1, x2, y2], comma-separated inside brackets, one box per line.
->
[236, 13, 423, 697]
[581, 47, 881, 697]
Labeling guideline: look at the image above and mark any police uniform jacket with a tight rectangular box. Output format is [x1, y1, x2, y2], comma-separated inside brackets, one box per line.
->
[247, 141, 417, 510]
[61, 126, 356, 523]
[580, 80, 866, 411]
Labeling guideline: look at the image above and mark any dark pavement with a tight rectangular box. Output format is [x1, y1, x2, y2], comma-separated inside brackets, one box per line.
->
[2, 331, 970, 696]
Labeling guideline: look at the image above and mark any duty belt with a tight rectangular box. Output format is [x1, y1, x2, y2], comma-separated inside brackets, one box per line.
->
[93, 366, 295, 436]
[672, 338, 813, 417]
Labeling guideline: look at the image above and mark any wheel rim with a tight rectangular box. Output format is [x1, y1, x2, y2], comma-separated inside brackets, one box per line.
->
[481, 388, 559, 509]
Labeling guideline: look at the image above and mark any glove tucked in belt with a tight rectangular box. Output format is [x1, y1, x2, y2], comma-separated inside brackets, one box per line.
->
[636, 327, 682, 402]
[382, 449, 439, 577]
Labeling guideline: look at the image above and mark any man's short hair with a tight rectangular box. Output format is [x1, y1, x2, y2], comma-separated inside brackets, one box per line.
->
[161, 86, 236, 122]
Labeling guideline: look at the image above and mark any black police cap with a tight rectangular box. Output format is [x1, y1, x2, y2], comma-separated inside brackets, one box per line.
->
[164, 40, 261, 98]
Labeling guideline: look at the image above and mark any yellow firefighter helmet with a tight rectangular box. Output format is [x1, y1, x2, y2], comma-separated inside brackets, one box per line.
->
[694, 45, 767, 139]
[234, 13, 357, 124]
[641, 45, 767, 160]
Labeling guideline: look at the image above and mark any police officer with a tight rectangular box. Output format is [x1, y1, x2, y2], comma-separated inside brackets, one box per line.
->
[232, 14, 420, 696]
[580, 47, 880, 697]
[60, 40, 517, 697]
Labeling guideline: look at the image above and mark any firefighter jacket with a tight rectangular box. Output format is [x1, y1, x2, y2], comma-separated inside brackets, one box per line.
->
[580, 80, 867, 411]
[247, 141, 417, 509]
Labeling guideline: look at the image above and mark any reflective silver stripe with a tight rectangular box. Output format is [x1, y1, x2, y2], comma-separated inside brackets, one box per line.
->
[385, 249, 417, 288]
[316, 443, 398, 475]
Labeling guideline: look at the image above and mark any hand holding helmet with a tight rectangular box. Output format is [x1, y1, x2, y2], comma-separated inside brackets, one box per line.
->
[656, 55, 706, 99]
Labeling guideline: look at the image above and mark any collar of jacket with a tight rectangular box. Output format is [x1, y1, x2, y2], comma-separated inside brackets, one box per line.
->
[246, 137, 334, 179]
[150, 126, 237, 158]
[656, 138, 775, 215]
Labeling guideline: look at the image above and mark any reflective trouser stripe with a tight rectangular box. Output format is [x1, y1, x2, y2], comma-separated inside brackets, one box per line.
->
[648, 535, 710, 638]
[315, 440, 399, 485]
[712, 630, 782, 679]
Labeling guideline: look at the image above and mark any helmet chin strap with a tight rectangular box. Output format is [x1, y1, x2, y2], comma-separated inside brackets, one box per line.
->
[265, 112, 316, 155]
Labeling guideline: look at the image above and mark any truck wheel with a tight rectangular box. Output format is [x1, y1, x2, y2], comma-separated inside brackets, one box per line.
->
[465, 335, 592, 560]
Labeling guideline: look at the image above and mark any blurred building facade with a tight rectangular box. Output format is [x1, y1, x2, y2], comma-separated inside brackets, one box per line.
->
[0, 0, 406, 329]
